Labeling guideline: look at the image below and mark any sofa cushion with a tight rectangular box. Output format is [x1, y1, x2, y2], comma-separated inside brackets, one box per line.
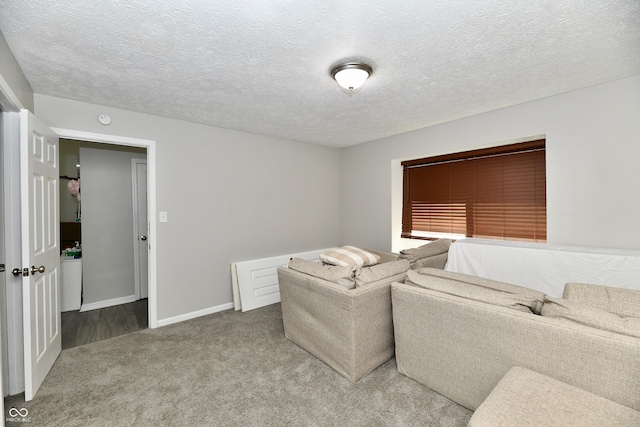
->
[320, 246, 381, 267]
[469, 366, 640, 427]
[541, 296, 640, 338]
[415, 268, 546, 301]
[288, 258, 356, 289]
[413, 252, 449, 270]
[398, 239, 451, 266]
[354, 259, 410, 288]
[405, 269, 544, 314]
[563, 282, 640, 318]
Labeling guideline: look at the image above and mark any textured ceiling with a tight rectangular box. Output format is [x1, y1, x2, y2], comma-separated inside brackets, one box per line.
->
[1, 1, 639, 148]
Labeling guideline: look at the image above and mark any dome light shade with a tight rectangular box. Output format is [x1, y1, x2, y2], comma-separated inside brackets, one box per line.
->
[331, 62, 372, 92]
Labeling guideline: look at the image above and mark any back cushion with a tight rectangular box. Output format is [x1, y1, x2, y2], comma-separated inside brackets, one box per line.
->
[542, 296, 640, 338]
[354, 259, 410, 287]
[563, 282, 640, 318]
[398, 239, 451, 266]
[288, 258, 356, 289]
[406, 269, 545, 314]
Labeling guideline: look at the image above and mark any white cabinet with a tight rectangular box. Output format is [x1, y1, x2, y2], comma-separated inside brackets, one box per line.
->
[60, 257, 82, 312]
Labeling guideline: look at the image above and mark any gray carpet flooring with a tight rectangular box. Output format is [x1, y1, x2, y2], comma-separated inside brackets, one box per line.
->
[4, 303, 472, 426]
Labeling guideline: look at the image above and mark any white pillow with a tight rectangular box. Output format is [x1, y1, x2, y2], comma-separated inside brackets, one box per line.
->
[320, 246, 381, 267]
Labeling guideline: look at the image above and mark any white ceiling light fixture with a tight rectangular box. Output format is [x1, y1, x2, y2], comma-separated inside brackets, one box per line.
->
[331, 62, 372, 92]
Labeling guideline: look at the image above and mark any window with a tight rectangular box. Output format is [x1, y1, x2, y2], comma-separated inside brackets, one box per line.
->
[401, 140, 546, 242]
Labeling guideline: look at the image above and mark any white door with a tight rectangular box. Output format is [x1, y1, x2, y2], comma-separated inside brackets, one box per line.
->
[0, 108, 6, 408]
[20, 109, 61, 401]
[132, 160, 148, 300]
[234, 248, 332, 311]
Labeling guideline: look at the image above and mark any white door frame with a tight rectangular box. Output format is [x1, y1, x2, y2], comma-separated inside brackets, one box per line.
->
[0, 109, 6, 397]
[52, 128, 158, 328]
[1, 86, 26, 396]
[0, 75, 24, 411]
[0, 111, 6, 419]
[131, 158, 147, 300]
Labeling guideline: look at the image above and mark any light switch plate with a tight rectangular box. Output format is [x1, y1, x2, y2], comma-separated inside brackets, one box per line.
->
[159, 211, 168, 223]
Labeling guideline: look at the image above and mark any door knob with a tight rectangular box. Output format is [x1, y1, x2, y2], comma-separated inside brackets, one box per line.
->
[140, 236, 147, 241]
[31, 265, 46, 274]
[13, 268, 29, 277]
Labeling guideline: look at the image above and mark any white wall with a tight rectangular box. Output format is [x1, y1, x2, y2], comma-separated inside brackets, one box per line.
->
[21, 72, 640, 322]
[0, 31, 33, 111]
[34, 94, 342, 321]
[340, 75, 640, 252]
[80, 146, 146, 306]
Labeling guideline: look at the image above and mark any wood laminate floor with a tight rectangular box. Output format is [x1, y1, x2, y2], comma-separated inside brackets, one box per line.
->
[61, 299, 148, 350]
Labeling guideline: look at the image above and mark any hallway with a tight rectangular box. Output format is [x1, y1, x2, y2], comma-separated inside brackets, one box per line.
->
[61, 299, 148, 349]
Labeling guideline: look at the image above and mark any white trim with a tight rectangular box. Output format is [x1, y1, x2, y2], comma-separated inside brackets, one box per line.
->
[1, 110, 25, 394]
[156, 303, 234, 328]
[50, 128, 154, 148]
[51, 127, 159, 329]
[131, 158, 147, 300]
[80, 295, 138, 312]
[409, 230, 466, 240]
[19, 110, 32, 400]
[0, 74, 24, 112]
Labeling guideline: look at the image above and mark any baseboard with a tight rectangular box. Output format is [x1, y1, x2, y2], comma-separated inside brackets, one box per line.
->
[156, 302, 234, 327]
[80, 295, 138, 312]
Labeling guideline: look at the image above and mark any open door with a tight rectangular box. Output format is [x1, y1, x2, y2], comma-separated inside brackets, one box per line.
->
[20, 110, 61, 401]
[132, 159, 148, 300]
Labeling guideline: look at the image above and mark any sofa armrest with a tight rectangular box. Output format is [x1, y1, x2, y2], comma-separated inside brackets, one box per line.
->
[563, 283, 640, 317]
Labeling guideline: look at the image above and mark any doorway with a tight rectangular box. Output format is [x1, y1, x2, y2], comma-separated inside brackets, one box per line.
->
[59, 139, 148, 349]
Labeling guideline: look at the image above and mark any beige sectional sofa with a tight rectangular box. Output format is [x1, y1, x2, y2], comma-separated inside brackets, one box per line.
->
[391, 268, 640, 413]
[277, 243, 451, 383]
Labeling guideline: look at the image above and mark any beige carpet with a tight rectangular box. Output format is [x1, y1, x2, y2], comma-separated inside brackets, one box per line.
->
[4, 304, 471, 426]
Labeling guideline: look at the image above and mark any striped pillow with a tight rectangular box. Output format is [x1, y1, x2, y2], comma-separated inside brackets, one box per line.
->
[320, 246, 381, 267]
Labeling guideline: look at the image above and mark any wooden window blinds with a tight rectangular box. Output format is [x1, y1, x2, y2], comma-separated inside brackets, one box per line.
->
[401, 140, 546, 242]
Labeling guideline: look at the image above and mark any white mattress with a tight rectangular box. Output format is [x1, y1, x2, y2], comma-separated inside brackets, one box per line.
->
[445, 238, 640, 298]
